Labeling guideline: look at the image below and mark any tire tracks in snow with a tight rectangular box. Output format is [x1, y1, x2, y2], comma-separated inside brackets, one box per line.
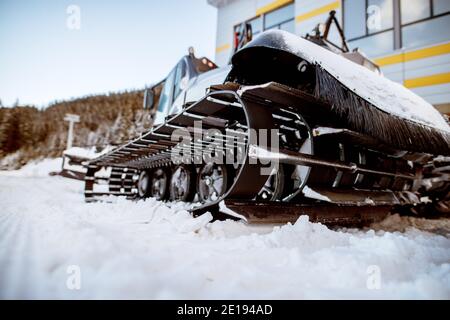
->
[0, 198, 46, 298]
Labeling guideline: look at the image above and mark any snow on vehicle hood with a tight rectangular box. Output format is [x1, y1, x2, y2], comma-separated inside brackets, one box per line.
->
[264, 30, 449, 132]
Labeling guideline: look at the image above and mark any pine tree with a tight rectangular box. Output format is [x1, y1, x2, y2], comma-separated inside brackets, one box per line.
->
[0, 89, 147, 167]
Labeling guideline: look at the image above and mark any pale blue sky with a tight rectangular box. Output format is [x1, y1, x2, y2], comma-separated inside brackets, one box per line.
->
[0, 0, 217, 107]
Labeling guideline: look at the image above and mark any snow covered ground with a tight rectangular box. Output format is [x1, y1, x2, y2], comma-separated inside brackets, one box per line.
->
[0, 159, 449, 299]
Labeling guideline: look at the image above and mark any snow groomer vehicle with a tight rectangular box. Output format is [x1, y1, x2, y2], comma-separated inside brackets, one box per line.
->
[84, 12, 450, 226]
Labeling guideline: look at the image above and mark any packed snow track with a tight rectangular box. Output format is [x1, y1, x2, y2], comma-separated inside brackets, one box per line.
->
[0, 159, 449, 299]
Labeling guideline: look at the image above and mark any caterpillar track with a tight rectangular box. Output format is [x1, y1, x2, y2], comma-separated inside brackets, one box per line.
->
[84, 30, 450, 227]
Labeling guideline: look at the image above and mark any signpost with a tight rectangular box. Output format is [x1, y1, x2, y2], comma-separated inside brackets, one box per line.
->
[64, 113, 80, 150]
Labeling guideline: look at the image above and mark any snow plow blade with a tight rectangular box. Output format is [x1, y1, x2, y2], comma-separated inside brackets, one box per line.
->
[221, 200, 392, 227]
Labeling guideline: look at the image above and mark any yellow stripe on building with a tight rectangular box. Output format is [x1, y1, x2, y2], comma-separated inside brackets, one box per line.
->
[375, 42, 450, 67]
[295, 1, 340, 23]
[404, 72, 450, 89]
[256, 0, 294, 16]
[216, 43, 231, 54]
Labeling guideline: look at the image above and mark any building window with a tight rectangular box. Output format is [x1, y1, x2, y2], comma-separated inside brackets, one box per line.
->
[344, 0, 366, 39]
[367, 0, 394, 33]
[400, 0, 431, 24]
[343, 0, 395, 56]
[402, 14, 450, 48]
[401, 0, 450, 24]
[344, 0, 394, 38]
[264, 3, 295, 31]
[348, 30, 394, 56]
[233, 3, 295, 47]
[401, 0, 450, 25]
[234, 16, 263, 43]
[433, 0, 450, 15]
[400, 0, 450, 49]
[248, 16, 263, 36]
[344, 0, 450, 55]
[279, 19, 295, 33]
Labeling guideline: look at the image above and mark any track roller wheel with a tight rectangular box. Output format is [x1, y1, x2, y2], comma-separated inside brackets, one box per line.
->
[137, 170, 151, 198]
[256, 165, 286, 201]
[170, 165, 196, 202]
[150, 168, 170, 200]
[197, 163, 229, 203]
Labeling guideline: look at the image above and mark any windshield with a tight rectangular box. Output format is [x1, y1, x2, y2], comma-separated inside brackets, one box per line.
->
[157, 68, 176, 113]
[173, 61, 187, 100]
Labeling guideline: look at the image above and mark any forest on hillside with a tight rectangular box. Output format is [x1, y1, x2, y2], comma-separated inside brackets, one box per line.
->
[0, 91, 153, 169]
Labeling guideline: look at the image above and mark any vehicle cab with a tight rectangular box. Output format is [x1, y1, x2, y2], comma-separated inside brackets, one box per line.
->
[143, 49, 230, 126]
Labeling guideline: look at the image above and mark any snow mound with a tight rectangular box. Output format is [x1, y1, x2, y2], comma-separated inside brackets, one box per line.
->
[0, 167, 449, 299]
[63, 147, 98, 160]
[372, 214, 450, 236]
[63, 146, 114, 160]
[0, 158, 61, 178]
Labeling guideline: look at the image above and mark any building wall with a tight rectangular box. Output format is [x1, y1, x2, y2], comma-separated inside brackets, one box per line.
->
[215, 0, 295, 65]
[375, 43, 450, 108]
[214, 0, 342, 66]
[210, 0, 450, 111]
[214, 0, 258, 65]
[295, 0, 341, 40]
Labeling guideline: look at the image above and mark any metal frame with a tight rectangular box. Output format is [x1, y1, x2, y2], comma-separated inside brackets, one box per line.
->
[248, 145, 415, 180]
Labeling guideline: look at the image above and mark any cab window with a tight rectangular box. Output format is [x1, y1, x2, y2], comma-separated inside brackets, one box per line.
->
[173, 60, 187, 100]
[157, 68, 176, 114]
